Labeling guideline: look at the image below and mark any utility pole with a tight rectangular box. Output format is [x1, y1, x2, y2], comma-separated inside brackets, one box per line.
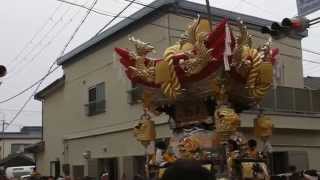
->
[1, 118, 8, 160]
[205, 0, 213, 31]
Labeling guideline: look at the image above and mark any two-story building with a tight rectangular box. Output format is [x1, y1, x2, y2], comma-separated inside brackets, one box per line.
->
[0, 126, 41, 170]
[34, 0, 320, 179]
[0, 126, 42, 160]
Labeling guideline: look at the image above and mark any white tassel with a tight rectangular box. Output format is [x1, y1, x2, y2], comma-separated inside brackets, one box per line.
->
[224, 23, 232, 71]
[272, 61, 278, 89]
[112, 52, 127, 84]
[147, 141, 155, 155]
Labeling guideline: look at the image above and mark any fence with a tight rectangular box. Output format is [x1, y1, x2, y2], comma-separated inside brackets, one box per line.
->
[128, 86, 320, 114]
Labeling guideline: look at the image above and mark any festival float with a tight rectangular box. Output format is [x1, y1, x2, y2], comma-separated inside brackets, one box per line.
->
[115, 15, 278, 179]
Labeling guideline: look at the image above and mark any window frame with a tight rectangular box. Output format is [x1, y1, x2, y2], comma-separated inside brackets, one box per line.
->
[10, 143, 30, 154]
[86, 82, 106, 116]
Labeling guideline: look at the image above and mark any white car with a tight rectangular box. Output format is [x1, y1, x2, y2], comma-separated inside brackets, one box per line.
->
[5, 166, 35, 179]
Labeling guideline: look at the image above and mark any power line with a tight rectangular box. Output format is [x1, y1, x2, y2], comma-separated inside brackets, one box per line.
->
[56, 0, 184, 32]
[5, 62, 58, 129]
[123, 0, 158, 10]
[304, 64, 320, 74]
[56, 0, 320, 70]
[6, 3, 63, 68]
[280, 52, 320, 65]
[0, 66, 60, 104]
[55, 0, 320, 68]
[66, 114, 167, 136]
[56, 0, 120, 18]
[0, 0, 102, 105]
[7, 4, 71, 73]
[0, 108, 41, 113]
[3, 0, 317, 106]
[4, 2, 77, 79]
[240, 0, 279, 19]
[5, 0, 99, 130]
[60, 0, 98, 57]
[94, 0, 137, 36]
[124, 0, 320, 57]
[4, 1, 92, 80]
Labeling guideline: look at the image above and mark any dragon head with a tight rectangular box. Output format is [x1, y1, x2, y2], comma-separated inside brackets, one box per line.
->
[129, 36, 154, 56]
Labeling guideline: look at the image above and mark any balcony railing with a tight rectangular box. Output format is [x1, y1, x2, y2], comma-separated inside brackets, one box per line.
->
[261, 86, 320, 113]
[85, 100, 106, 116]
[128, 86, 320, 114]
[127, 87, 144, 104]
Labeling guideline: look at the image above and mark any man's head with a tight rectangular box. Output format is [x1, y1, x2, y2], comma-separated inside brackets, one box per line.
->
[248, 139, 257, 150]
[160, 160, 211, 180]
[227, 139, 239, 151]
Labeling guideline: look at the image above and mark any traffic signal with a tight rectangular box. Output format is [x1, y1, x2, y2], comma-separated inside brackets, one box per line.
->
[281, 17, 310, 32]
[261, 17, 310, 39]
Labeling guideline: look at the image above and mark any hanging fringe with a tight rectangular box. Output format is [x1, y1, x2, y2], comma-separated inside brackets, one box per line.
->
[224, 23, 232, 71]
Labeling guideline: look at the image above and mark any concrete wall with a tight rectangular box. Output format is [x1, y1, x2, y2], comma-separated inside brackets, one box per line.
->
[37, 11, 311, 177]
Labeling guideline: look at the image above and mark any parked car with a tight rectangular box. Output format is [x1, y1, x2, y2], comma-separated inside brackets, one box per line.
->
[5, 166, 34, 179]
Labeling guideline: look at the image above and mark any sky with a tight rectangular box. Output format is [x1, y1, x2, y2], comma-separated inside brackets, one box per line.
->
[0, 0, 319, 131]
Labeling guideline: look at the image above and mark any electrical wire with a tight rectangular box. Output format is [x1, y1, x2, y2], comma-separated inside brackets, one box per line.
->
[0, 0, 102, 105]
[56, 0, 121, 18]
[4, 0, 95, 80]
[0, 108, 41, 113]
[3, 0, 320, 126]
[5, 0, 99, 130]
[5, 3, 63, 68]
[240, 0, 279, 19]
[123, 0, 320, 57]
[56, 0, 185, 32]
[2, 64, 59, 130]
[66, 114, 167, 136]
[52, 0, 320, 78]
[6, 4, 73, 74]
[94, 0, 136, 36]
[60, 0, 98, 57]
[0, 66, 60, 104]
[3, 1, 81, 80]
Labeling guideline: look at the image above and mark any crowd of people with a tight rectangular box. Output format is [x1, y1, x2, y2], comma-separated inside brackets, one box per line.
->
[0, 151, 318, 180]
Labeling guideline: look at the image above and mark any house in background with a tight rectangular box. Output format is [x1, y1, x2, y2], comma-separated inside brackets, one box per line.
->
[0, 126, 42, 160]
[304, 76, 320, 90]
[34, 0, 320, 178]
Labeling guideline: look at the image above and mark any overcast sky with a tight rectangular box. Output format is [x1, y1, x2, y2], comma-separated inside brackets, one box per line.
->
[0, 0, 319, 131]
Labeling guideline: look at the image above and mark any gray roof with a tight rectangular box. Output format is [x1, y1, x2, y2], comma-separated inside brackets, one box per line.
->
[34, 76, 65, 100]
[0, 126, 42, 140]
[57, 0, 292, 66]
[304, 76, 320, 90]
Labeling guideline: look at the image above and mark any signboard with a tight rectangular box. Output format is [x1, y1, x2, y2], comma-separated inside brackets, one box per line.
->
[297, 0, 320, 16]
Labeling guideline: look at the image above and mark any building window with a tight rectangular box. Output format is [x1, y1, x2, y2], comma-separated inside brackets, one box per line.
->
[128, 83, 143, 105]
[11, 144, 30, 154]
[86, 82, 106, 116]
